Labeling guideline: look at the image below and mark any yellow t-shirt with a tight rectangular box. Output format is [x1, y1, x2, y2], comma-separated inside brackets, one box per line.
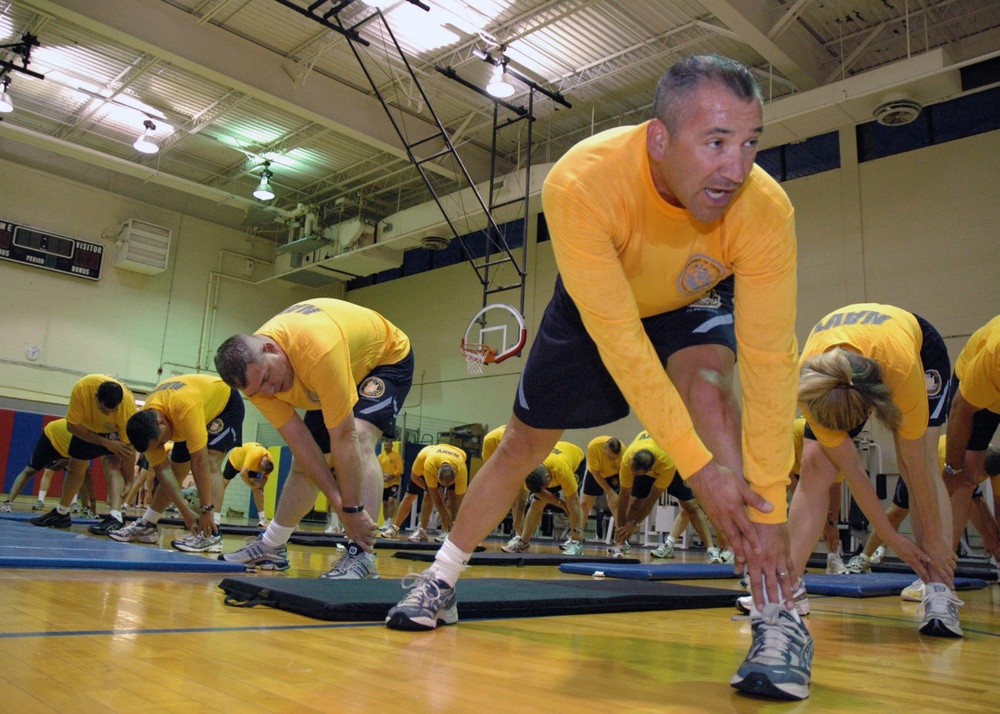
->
[228, 443, 269, 473]
[42, 418, 73, 459]
[417, 444, 468, 495]
[482, 426, 505, 462]
[801, 304, 928, 447]
[955, 315, 1000, 414]
[66, 374, 136, 442]
[791, 417, 806, 475]
[142, 374, 233, 466]
[251, 299, 410, 430]
[619, 431, 677, 490]
[542, 122, 797, 522]
[379, 447, 403, 488]
[586, 436, 622, 478]
[541, 441, 585, 493]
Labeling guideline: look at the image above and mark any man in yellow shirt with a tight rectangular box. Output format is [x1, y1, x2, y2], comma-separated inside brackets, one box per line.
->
[215, 299, 413, 578]
[29, 375, 136, 533]
[579, 436, 622, 545]
[379, 439, 403, 523]
[387, 54, 805, 701]
[113, 374, 244, 552]
[3, 418, 75, 513]
[379, 444, 468, 541]
[222, 442, 274, 528]
[502, 441, 586, 555]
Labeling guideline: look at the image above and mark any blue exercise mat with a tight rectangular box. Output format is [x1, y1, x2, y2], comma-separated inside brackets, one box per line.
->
[0, 511, 100, 525]
[558, 562, 740, 580]
[0, 519, 245, 572]
[802, 572, 989, 597]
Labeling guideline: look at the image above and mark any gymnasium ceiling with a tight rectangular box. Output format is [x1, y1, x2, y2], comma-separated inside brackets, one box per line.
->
[1, 0, 998, 241]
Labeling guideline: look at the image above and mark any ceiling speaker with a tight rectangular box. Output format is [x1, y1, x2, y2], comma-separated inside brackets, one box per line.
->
[873, 97, 923, 126]
[421, 236, 449, 250]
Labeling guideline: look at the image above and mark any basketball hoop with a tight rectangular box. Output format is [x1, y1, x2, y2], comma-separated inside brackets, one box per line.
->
[461, 342, 495, 376]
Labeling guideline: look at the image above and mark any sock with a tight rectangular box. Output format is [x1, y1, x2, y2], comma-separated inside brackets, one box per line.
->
[71, 494, 78, 505]
[110, 509, 122, 521]
[37, 489, 47, 501]
[429, 537, 471, 587]
[214, 512, 222, 527]
[263, 520, 295, 549]
[56, 504, 71, 515]
[143, 508, 163, 525]
[666, 535, 677, 546]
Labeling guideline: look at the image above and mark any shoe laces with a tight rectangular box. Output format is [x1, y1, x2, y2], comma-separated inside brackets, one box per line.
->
[749, 604, 809, 660]
[398, 571, 451, 607]
[919, 587, 963, 618]
[328, 549, 372, 577]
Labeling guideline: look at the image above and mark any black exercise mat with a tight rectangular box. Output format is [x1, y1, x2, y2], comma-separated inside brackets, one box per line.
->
[124, 514, 263, 537]
[807, 554, 998, 581]
[393, 551, 640, 566]
[286, 532, 485, 551]
[218, 576, 737, 622]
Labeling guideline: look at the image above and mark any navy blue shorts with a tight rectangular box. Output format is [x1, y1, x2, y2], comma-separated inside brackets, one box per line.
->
[582, 471, 620, 496]
[304, 349, 414, 452]
[892, 477, 910, 509]
[631, 472, 694, 501]
[28, 433, 65, 471]
[171, 388, 245, 463]
[513, 275, 736, 429]
[949, 374, 1000, 451]
[68, 435, 114, 461]
[383, 484, 399, 500]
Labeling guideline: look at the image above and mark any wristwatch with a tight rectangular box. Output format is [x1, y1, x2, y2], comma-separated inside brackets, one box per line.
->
[943, 463, 964, 476]
[341, 504, 365, 514]
[200, 503, 215, 513]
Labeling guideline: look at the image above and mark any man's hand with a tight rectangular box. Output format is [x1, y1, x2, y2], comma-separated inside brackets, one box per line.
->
[745, 522, 797, 611]
[685, 460, 772, 570]
[342, 509, 376, 551]
[886, 534, 932, 583]
[106, 438, 132, 461]
[198, 510, 218, 537]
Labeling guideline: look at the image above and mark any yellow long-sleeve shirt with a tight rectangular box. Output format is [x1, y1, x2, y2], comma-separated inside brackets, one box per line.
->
[542, 122, 798, 522]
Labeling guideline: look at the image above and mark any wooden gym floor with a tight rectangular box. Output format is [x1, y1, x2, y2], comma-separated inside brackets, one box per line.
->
[1, 510, 997, 713]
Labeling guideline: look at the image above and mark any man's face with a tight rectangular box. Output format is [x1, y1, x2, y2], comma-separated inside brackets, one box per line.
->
[384, 442, 394, 453]
[241, 344, 293, 397]
[647, 83, 762, 224]
[97, 400, 114, 416]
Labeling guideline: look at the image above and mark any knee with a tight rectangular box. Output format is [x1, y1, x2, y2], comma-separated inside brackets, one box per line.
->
[685, 368, 737, 418]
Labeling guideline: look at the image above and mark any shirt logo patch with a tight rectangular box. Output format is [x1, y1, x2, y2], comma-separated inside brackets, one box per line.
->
[925, 369, 943, 397]
[208, 418, 224, 435]
[677, 255, 725, 295]
[359, 377, 386, 399]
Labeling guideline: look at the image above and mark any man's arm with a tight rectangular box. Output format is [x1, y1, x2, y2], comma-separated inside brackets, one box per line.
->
[150, 462, 198, 531]
[944, 391, 978, 483]
[326, 413, 377, 549]
[188, 447, 218, 536]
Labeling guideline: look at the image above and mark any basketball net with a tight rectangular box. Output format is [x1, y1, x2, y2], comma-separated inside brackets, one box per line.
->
[462, 344, 492, 376]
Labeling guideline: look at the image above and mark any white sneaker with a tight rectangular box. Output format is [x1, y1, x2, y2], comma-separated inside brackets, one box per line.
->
[378, 523, 400, 539]
[502, 535, 530, 553]
[737, 580, 810, 617]
[563, 540, 584, 556]
[320, 544, 379, 580]
[870, 545, 886, 564]
[109, 518, 158, 544]
[408, 526, 429, 542]
[171, 532, 223, 553]
[901, 579, 925, 602]
[707, 546, 723, 564]
[257, 516, 269, 528]
[505, 534, 523, 550]
[651, 541, 674, 558]
[720, 549, 735, 564]
[610, 545, 626, 559]
[0, 500, 11, 513]
[558, 536, 575, 551]
[32, 499, 44, 511]
[846, 553, 871, 574]
[434, 531, 448, 543]
[918, 583, 963, 637]
[826, 553, 849, 574]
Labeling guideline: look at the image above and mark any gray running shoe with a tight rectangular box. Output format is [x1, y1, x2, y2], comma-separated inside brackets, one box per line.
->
[731, 603, 813, 701]
[320, 543, 379, 579]
[918, 583, 963, 638]
[651, 542, 674, 558]
[563, 540, 584, 556]
[378, 523, 400, 539]
[501, 536, 530, 553]
[385, 571, 458, 631]
[219, 534, 289, 570]
[846, 553, 871, 574]
[0, 500, 11, 513]
[826, 552, 849, 574]
[737, 580, 810, 617]
[408, 527, 429, 542]
[109, 518, 158, 543]
[31, 499, 44, 511]
[172, 532, 223, 553]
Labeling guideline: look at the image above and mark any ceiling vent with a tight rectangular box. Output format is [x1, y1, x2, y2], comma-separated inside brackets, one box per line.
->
[873, 97, 923, 126]
[421, 235, 449, 250]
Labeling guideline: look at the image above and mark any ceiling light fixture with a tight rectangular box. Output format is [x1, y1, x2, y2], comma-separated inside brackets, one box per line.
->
[0, 76, 12, 113]
[253, 161, 276, 201]
[133, 119, 159, 154]
[486, 60, 515, 99]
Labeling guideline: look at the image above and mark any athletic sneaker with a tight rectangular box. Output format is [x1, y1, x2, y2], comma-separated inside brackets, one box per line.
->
[434, 531, 448, 543]
[610, 545, 626, 559]
[385, 571, 458, 631]
[501, 536, 530, 553]
[737, 580, 810, 617]
[870, 545, 886, 564]
[88, 514, 124, 536]
[826, 552, 849, 575]
[918, 583, 964, 637]
[558, 536, 576, 551]
[901, 579, 925, 602]
[0, 500, 11, 513]
[32, 499, 44, 511]
[109, 518, 158, 544]
[320, 544, 379, 579]
[846, 553, 871, 574]
[378, 523, 400, 539]
[563, 540, 584, 556]
[408, 526, 429, 542]
[172, 532, 223, 553]
[257, 516, 269, 528]
[707, 546, 723, 564]
[730, 603, 813, 701]
[719, 549, 736, 565]
[29, 508, 71, 528]
[219, 534, 289, 570]
[651, 542, 674, 559]
[623, 542, 631, 554]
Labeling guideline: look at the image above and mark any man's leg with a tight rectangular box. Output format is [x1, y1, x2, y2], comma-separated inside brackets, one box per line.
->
[787, 442, 841, 576]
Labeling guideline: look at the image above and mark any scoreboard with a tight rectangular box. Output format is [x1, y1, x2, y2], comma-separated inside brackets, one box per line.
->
[0, 219, 103, 280]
